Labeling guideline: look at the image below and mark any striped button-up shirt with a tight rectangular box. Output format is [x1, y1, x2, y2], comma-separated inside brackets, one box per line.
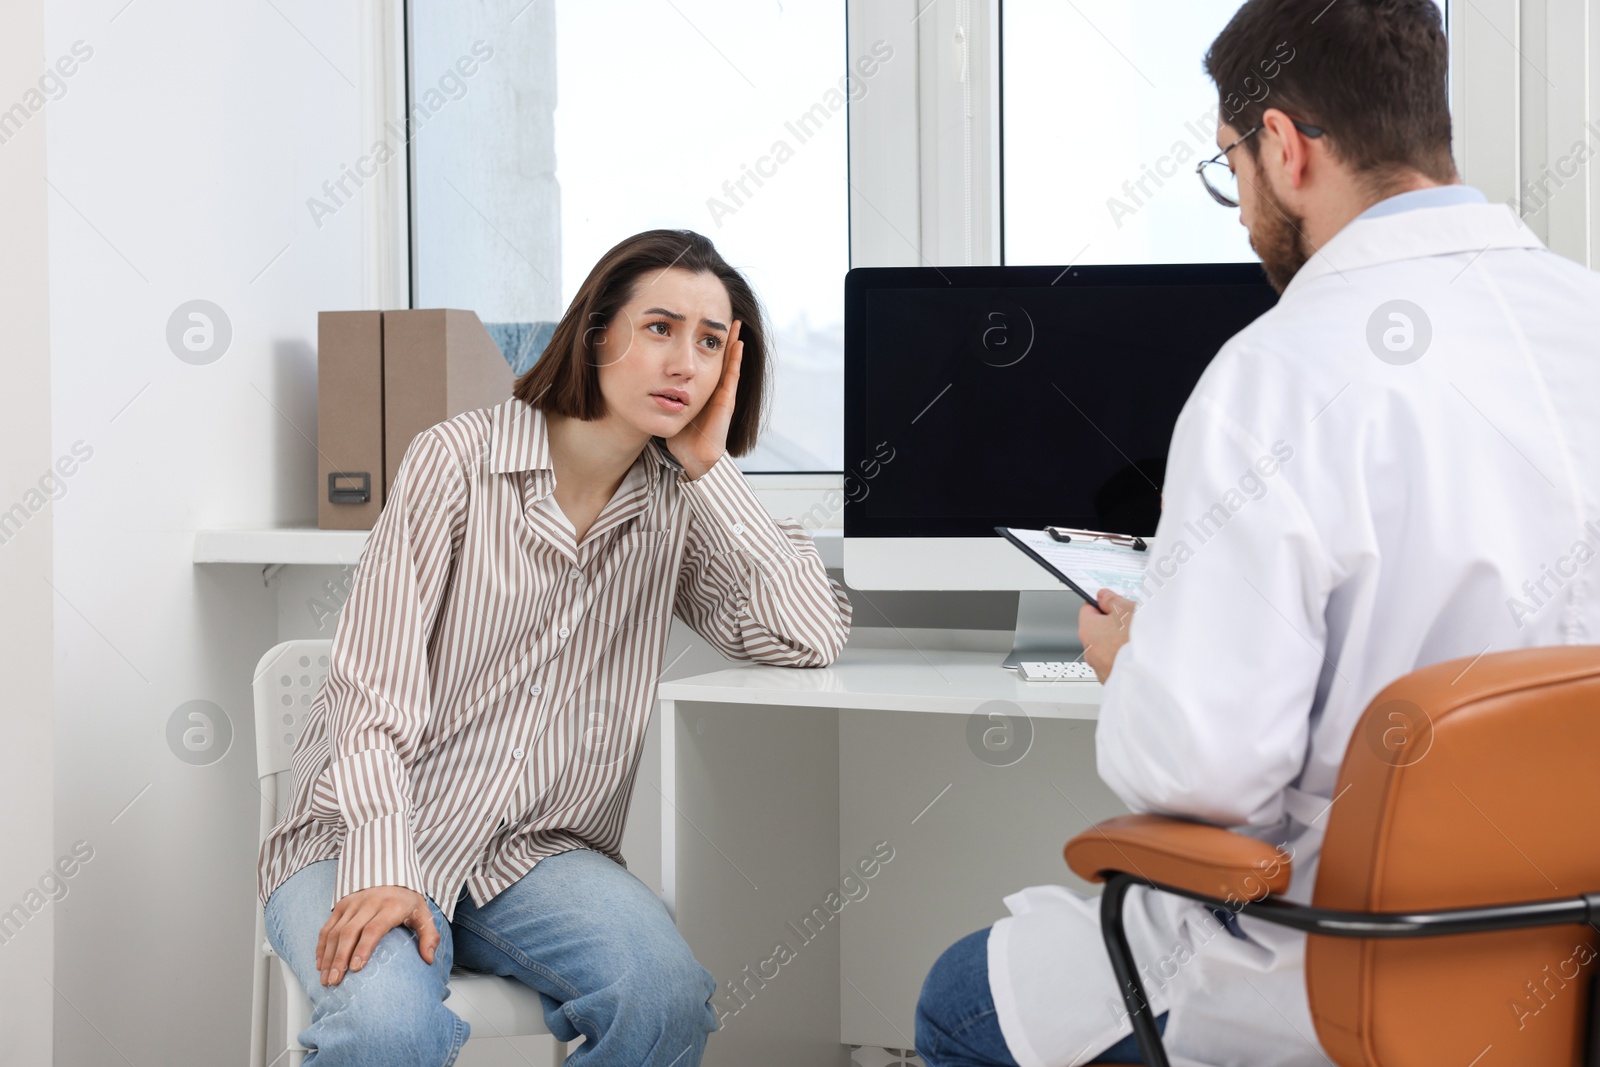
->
[258, 396, 852, 920]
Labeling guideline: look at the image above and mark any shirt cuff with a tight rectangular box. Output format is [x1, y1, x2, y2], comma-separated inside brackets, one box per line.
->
[329, 749, 425, 901]
[334, 813, 427, 901]
[677, 452, 804, 572]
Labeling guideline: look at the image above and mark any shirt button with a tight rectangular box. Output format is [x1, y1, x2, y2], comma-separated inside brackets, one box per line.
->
[512, 747, 525, 760]
[569, 568, 584, 581]
[528, 683, 542, 697]
[731, 521, 746, 534]
[558, 626, 571, 639]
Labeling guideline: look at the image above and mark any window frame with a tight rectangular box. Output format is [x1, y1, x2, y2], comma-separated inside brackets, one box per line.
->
[379, 0, 1581, 507]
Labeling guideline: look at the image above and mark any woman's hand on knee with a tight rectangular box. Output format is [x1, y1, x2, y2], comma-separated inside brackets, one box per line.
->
[315, 885, 440, 986]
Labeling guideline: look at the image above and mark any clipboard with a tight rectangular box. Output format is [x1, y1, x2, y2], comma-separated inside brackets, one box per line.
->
[995, 525, 1150, 607]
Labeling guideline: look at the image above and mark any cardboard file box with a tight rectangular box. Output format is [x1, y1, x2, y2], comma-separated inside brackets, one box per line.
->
[317, 309, 511, 530]
[317, 311, 384, 530]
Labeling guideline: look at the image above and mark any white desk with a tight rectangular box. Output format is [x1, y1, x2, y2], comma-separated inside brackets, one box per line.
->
[656, 641, 1130, 1067]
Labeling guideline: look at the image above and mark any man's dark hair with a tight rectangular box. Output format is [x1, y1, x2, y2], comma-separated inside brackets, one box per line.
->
[1204, 0, 1457, 187]
[513, 228, 770, 456]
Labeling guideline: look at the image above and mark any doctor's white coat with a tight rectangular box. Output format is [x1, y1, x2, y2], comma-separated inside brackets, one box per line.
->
[989, 201, 1600, 1067]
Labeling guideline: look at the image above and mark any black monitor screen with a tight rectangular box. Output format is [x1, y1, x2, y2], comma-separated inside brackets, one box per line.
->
[843, 264, 1278, 538]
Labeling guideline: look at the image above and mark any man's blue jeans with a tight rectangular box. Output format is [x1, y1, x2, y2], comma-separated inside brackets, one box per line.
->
[915, 928, 1166, 1066]
[263, 849, 719, 1066]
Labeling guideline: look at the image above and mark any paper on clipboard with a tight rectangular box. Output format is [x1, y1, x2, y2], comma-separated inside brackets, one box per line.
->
[995, 526, 1150, 606]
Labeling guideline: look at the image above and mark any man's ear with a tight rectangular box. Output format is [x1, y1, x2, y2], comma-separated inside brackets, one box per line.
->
[1259, 107, 1311, 190]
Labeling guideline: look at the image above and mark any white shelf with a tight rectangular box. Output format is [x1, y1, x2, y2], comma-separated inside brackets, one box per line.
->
[193, 525, 843, 568]
[193, 527, 370, 566]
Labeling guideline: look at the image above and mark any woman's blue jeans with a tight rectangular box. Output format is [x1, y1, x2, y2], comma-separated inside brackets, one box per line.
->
[263, 849, 719, 1066]
[915, 928, 1166, 1067]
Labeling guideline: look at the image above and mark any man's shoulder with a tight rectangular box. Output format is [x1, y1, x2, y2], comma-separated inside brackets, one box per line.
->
[1186, 297, 1337, 408]
[1198, 239, 1599, 394]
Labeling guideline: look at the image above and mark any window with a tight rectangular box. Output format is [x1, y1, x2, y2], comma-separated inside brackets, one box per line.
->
[407, 1, 1453, 477]
[408, 0, 848, 472]
[1001, 0, 1256, 266]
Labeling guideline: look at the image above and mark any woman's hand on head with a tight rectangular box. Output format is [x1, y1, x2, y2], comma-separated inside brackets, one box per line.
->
[666, 318, 742, 480]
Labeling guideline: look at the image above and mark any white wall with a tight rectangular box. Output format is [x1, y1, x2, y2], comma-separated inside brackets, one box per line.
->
[45, 1, 368, 1062]
[0, 0, 57, 1060]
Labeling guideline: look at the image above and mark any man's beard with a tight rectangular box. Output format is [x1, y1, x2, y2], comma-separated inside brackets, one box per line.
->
[1248, 179, 1311, 294]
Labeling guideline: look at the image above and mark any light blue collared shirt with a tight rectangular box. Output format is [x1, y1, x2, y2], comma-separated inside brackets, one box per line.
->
[1356, 184, 1487, 220]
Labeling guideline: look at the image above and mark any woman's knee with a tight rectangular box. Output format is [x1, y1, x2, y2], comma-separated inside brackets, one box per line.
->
[350, 1008, 465, 1067]
[306, 966, 467, 1066]
[629, 944, 718, 1024]
[577, 887, 716, 1027]
[574, 936, 717, 1046]
[295, 924, 464, 1066]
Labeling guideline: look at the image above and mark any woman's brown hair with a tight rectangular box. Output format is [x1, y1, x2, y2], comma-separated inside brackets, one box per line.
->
[512, 229, 771, 457]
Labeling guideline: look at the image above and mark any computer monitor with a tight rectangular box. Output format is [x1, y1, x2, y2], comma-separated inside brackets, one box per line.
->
[842, 263, 1278, 659]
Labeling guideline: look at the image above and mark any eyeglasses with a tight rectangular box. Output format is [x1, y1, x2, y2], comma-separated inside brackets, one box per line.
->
[1196, 118, 1325, 208]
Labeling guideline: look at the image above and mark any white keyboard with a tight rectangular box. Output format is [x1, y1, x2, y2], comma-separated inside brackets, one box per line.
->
[1017, 660, 1099, 682]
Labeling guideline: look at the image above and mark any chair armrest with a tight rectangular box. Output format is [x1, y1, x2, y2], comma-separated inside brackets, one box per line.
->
[1064, 814, 1293, 903]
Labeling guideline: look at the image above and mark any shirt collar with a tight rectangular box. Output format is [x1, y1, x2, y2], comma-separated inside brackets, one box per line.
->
[487, 396, 682, 488]
[1282, 200, 1544, 296]
[488, 396, 552, 475]
[1355, 184, 1488, 220]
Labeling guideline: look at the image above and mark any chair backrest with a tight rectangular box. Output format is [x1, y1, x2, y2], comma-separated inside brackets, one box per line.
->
[251, 639, 333, 780]
[1309, 645, 1600, 1067]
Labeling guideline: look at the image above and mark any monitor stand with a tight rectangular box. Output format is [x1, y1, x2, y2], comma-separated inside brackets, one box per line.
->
[1001, 590, 1087, 669]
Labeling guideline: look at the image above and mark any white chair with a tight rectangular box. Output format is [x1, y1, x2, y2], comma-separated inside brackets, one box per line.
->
[249, 638, 566, 1066]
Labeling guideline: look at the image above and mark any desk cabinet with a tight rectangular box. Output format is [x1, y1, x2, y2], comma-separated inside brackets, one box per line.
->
[659, 646, 1128, 1066]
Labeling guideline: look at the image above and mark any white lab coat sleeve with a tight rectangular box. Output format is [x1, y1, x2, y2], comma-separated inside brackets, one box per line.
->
[1095, 389, 1335, 829]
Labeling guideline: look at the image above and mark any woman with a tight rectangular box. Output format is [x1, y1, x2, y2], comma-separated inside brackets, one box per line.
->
[258, 229, 852, 1067]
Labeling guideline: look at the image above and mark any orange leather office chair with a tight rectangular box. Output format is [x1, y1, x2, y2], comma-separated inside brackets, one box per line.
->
[1065, 646, 1600, 1067]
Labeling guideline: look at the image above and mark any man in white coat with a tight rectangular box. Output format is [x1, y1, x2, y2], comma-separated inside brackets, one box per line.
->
[914, 0, 1600, 1065]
